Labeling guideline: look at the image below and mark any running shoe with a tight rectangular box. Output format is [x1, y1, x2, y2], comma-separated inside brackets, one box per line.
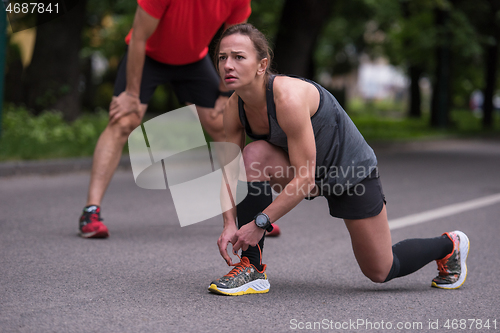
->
[78, 205, 109, 238]
[208, 256, 270, 296]
[432, 230, 469, 289]
[265, 223, 281, 237]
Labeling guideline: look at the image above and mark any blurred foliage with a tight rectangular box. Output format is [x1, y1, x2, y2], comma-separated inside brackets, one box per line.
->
[3, 0, 500, 161]
[247, 0, 285, 41]
[83, 3, 134, 61]
[0, 104, 111, 161]
[4, 0, 498, 110]
[1, 101, 497, 161]
[364, 0, 492, 109]
[315, 0, 375, 76]
[50, 0, 500, 114]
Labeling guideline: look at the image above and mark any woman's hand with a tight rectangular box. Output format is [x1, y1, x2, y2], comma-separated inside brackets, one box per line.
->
[217, 222, 238, 266]
[231, 222, 265, 254]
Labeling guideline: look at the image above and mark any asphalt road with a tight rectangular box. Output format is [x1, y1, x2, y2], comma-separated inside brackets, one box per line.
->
[1, 139, 499, 333]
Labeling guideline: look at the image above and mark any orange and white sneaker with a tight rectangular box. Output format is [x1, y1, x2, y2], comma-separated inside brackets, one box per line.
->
[78, 205, 109, 238]
[432, 230, 469, 289]
[208, 256, 270, 296]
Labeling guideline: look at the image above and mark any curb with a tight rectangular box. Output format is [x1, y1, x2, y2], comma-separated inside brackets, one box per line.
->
[0, 156, 131, 177]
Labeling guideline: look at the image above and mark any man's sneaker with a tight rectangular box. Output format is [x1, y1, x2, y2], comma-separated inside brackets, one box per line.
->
[265, 223, 281, 237]
[432, 230, 469, 289]
[208, 256, 270, 296]
[79, 205, 109, 238]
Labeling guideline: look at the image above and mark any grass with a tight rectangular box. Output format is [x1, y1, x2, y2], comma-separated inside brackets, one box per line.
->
[347, 99, 500, 143]
[0, 101, 499, 161]
[0, 104, 109, 161]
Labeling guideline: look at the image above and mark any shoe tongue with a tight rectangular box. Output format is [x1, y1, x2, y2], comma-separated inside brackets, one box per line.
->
[84, 205, 99, 213]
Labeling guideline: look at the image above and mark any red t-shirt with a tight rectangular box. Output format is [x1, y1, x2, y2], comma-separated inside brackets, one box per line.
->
[125, 0, 251, 65]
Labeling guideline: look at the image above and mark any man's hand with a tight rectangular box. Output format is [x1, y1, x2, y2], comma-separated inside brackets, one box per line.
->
[109, 91, 141, 124]
[210, 95, 228, 120]
[218, 222, 238, 266]
[231, 221, 265, 254]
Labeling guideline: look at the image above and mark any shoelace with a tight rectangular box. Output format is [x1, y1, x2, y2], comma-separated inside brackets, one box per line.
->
[224, 244, 263, 277]
[436, 260, 449, 275]
[224, 256, 251, 278]
[436, 234, 457, 276]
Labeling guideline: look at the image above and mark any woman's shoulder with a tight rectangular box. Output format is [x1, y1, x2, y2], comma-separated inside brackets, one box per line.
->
[273, 75, 317, 106]
[274, 75, 317, 92]
[273, 75, 306, 89]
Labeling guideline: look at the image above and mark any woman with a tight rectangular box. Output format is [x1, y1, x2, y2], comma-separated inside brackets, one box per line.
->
[208, 23, 469, 296]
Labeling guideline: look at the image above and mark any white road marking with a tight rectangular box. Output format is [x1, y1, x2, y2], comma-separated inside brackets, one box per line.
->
[389, 193, 500, 230]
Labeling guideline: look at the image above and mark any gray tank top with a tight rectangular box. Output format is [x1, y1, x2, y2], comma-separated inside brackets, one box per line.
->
[238, 75, 377, 190]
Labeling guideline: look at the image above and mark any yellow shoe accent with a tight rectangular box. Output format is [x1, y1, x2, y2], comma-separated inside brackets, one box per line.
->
[431, 274, 467, 290]
[208, 283, 269, 296]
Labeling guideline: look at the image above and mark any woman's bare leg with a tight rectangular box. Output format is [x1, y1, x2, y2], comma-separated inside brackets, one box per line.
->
[344, 205, 393, 283]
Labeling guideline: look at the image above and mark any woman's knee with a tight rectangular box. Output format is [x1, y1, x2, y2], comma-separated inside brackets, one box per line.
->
[242, 141, 291, 182]
[242, 141, 274, 169]
[358, 257, 393, 283]
[362, 268, 390, 283]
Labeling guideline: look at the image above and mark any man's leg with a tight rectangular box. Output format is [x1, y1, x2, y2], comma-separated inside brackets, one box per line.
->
[79, 103, 147, 238]
[87, 103, 147, 206]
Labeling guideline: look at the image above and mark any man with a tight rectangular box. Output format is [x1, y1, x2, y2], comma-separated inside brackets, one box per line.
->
[78, 0, 251, 238]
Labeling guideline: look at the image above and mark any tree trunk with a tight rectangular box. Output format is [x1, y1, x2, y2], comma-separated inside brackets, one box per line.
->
[482, 0, 499, 129]
[483, 41, 498, 129]
[23, 0, 87, 121]
[430, 7, 451, 128]
[273, 0, 334, 78]
[401, 1, 422, 119]
[408, 65, 422, 118]
[4, 45, 24, 105]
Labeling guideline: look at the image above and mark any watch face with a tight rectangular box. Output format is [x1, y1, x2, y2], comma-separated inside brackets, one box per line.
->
[255, 214, 268, 227]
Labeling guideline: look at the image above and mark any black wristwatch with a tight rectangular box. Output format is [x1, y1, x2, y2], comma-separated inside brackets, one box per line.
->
[254, 212, 273, 232]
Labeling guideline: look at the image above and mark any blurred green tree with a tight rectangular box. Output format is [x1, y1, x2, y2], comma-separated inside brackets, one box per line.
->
[12, 0, 497, 132]
[314, 0, 376, 107]
[459, 0, 500, 129]
[12, 0, 136, 120]
[22, 0, 88, 121]
[368, 0, 484, 127]
[315, 0, 375, 77]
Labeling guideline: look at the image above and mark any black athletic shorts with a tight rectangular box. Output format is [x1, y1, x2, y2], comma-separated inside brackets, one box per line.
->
[113, 51, 220, 108]
[307, 168, 386, 220]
